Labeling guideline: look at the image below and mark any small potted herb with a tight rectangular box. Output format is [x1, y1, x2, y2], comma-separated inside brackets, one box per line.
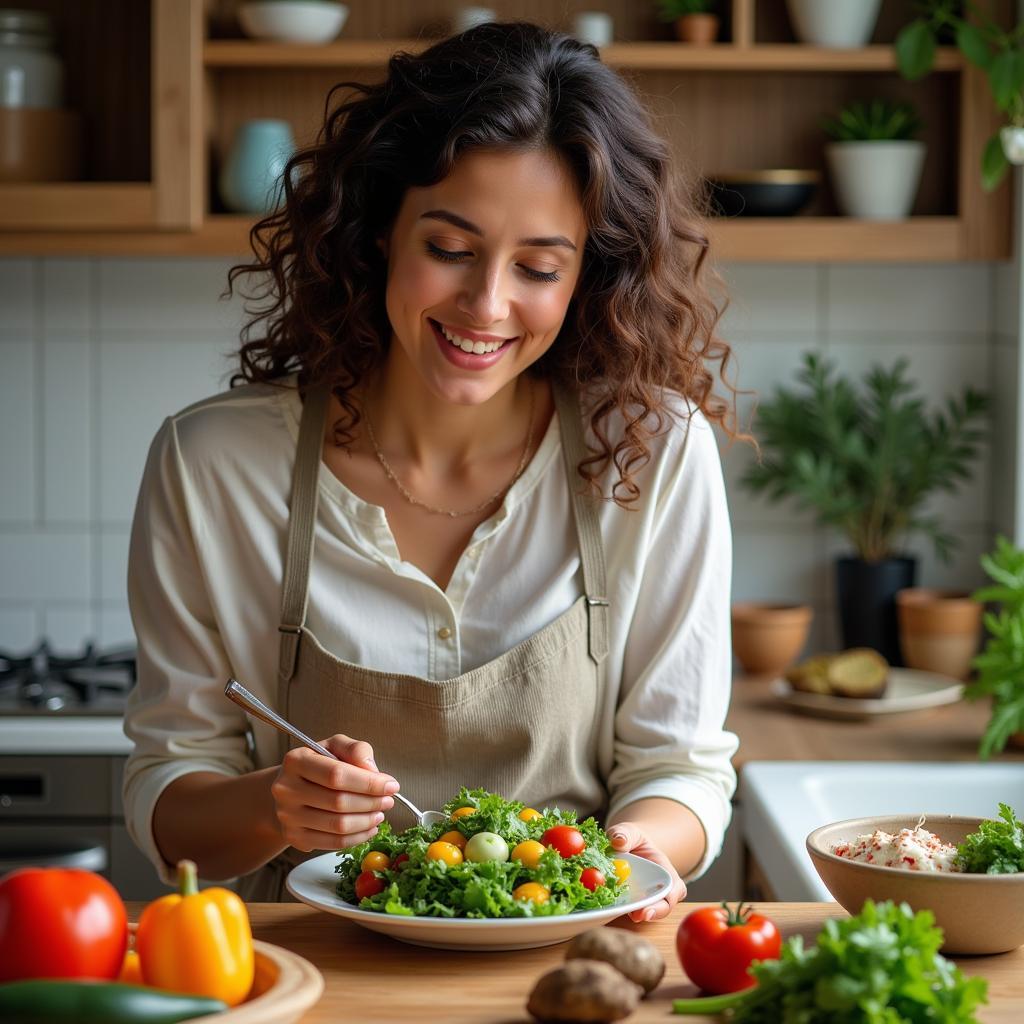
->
[655, 0, 719, 45]
[741, 352, 988, 663]
[895, 0, 1024, 189]
[822, 98, 926, 219]
[966, 536, 1024, 759]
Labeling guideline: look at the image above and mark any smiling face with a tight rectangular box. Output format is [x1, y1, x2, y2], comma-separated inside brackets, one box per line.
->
[380, 147, 588, 407]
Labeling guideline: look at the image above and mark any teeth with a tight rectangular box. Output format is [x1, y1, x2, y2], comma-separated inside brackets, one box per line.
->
[439, 323, 506, 354]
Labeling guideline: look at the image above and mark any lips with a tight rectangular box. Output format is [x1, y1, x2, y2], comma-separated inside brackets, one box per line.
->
[429, 319, 517, 371]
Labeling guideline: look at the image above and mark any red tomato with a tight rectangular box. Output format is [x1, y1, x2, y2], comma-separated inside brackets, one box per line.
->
[579, 867, 606, 891]
[354, 870, 387, 901]
[676, 902, 781, 995]
[392, 853, 410, 871]
[540, 825, 585, 858]
[0, 867, 127, 982]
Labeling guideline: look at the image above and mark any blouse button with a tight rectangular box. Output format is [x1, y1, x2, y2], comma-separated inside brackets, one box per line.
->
[437, 627, 452, 640]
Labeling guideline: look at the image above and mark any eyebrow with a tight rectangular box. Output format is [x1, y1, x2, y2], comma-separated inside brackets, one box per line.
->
[420, 209, 578, 252]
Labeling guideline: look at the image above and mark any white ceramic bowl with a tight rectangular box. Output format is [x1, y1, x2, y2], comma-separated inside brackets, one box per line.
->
[238, 1, 349, 44]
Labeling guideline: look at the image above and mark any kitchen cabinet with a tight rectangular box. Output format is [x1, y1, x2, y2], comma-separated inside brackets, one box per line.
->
[0, 0, 1011, 260]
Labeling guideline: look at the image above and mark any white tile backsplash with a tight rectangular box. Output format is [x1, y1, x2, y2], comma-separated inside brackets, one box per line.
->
[0, 259, 35, 330]
[42, 334, 92, 524]
[0, 256, 1006, 650]
[826, 264, 992, 335]
[0, 334, 36, 523]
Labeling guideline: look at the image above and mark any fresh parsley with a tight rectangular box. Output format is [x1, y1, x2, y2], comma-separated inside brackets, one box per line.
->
[673, 900, 988, 1023]
[956, 803, 1024, 875]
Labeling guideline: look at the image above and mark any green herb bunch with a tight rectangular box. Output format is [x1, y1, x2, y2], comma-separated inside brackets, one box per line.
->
[966, 536, 1024, 758]
[957, 803, 1024, 873]
[673, 900, 988, 1022]
[895, 0, 1024, 188]
[656, 0, 715, 20]
[740, 352, 988, 563]
[823, 99, 924, 142]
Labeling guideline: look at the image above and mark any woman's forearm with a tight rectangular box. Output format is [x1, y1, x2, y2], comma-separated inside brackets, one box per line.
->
[609, 797, 707, 878]
[152, 769, 287, 880]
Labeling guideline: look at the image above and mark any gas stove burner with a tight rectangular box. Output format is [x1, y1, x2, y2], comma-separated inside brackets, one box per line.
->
[0, 641, 136, 715]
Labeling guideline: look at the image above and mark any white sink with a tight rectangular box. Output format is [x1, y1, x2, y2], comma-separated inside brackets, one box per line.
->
[739, 761, 1024, 901]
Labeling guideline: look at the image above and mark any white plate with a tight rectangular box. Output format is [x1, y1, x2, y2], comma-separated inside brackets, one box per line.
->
[286, 851, 673, 950]
[770, 667, 964, 720]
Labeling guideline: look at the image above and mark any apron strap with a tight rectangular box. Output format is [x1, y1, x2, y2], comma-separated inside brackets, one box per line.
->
[553, 384, 610, 665]
[277, 381, 331, 691]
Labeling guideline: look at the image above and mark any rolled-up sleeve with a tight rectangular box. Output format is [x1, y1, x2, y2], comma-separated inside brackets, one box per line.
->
[122, 417, 253, 883]
[606, 413, 737, 881]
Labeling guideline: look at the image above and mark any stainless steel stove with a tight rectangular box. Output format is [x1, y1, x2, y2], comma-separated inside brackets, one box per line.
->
[0, 641, 136, 715]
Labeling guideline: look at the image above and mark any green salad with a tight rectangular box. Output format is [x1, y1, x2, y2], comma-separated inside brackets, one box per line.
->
[335, 787, 629, 918]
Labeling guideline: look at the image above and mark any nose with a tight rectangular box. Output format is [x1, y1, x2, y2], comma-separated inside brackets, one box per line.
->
[456, 263, 511, 327]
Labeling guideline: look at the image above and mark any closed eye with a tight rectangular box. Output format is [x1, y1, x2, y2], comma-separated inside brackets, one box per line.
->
[424, 241, 561, 283]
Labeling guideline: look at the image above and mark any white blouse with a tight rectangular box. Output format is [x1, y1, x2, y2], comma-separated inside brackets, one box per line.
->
[122, 378, 738, 882]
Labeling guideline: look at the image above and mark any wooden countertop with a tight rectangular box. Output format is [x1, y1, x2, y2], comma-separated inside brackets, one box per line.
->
[726, 678, 1024, 768]
[218, 902, 1022, 1023]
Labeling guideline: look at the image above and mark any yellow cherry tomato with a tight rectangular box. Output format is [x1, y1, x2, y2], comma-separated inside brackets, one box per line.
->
[511, 839, 547, 869]
[612, 858, 631, 884]
[450, 807, 477, 821]
[518, 807, 542, 822]
[513, 882, 550, 904]
[426, 840, 464, 866]
[439, 830, 467, 850]
[361, 850, 391, 872]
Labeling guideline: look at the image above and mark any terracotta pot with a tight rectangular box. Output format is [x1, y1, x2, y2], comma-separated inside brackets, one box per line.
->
[895, 588, 982, 681]
[731, 602, 812, 676]
[674, 14, 719, 45]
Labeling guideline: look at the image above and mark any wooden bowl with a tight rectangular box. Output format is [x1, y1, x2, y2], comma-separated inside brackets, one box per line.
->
[806, 814, 1024, 955]
[128, 926, 323, 1023]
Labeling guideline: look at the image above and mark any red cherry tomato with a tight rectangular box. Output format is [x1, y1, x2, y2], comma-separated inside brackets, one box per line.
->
[676, 902, 781, 995]
[579, 867, 606, 891]
[354, 870, 387, 901]
[392, 853, 410, 871]
[0, 867, 127, 982]
[540, 825, 586, 858]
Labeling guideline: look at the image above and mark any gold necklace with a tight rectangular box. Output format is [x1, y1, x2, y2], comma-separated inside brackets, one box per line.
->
[364, 385, 536, 518]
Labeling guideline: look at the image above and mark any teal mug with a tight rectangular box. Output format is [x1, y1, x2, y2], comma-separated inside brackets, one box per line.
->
[219, 119, 296, 214]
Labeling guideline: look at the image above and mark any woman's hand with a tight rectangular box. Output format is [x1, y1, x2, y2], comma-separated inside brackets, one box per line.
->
[607, 821, 687, 923]
[270, 734, 400, 852]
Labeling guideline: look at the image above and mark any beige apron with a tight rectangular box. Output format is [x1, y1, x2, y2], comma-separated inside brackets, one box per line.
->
[239, 382, 611, 901]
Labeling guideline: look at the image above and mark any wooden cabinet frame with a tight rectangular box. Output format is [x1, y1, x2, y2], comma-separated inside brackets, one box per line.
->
[0, 0, 1012, 261]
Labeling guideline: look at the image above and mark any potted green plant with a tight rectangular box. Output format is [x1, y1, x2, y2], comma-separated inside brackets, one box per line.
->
[895, 0, 1024, 189]
[741, 352, 988, 663]
[966, 536, 1024, 759]
[656, 0, 719, 45]
[822, 98, 926, 219]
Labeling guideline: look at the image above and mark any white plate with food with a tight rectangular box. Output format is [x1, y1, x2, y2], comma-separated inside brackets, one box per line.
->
[771, 668, 963, 720]
[286, 850, 673, 950]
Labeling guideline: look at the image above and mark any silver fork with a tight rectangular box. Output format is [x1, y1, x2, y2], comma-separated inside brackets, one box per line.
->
[224, 678, 446, 828]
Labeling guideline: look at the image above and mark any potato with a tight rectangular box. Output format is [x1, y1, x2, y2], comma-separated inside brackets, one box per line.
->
[785, 654, 834, 694]
[526, 959, 642, 1022]
[826, 648, 888, 698]
[565, 927, 665, 995]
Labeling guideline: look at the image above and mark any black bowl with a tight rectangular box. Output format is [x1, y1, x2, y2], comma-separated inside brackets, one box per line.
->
[706, 170, 820, 217]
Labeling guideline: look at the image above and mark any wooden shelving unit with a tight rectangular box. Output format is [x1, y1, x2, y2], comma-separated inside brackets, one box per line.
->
[0, 0, 1012, 261]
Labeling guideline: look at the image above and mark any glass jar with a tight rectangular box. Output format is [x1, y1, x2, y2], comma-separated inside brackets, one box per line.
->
[0, 9, 63, 109]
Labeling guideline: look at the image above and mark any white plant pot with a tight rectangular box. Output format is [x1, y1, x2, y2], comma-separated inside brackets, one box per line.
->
[826, 140, 926, 221]
[785, 0, 882, 48]
[1001, 126, 1024, 165]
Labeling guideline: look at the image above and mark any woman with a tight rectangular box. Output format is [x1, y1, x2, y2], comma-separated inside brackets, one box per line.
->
[123, 21, 741, 917]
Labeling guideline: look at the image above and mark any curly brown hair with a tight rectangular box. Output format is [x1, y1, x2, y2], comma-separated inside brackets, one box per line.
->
[227, 21, 744, 506]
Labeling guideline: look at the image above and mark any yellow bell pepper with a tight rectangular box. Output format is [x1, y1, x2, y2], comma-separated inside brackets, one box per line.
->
[136, 859, 254, 1007]
[117, 949, 143, 985]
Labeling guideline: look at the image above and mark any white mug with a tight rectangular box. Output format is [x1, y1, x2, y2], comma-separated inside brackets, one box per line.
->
[454, 7, 496, 32]
[572, 12, 613, 46]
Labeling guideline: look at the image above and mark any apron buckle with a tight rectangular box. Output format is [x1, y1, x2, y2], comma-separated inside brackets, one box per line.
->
[586, 597, 609, 607]
[278, 623, 303, 635]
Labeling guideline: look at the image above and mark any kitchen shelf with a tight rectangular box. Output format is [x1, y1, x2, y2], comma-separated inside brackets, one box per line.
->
[0, 0, 1012, 261]
[204, 40, 964, 73]
[0, 214, 964, 262]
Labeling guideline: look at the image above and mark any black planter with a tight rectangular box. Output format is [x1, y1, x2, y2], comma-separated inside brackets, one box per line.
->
[835, 556, 917, 665]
